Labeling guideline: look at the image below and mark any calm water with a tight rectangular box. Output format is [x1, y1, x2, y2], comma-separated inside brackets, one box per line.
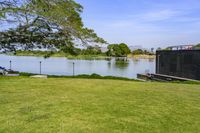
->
[0, 55, 155, 79]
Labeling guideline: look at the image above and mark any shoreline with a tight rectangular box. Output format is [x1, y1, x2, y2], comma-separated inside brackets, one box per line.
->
[2, 53, 155, 59]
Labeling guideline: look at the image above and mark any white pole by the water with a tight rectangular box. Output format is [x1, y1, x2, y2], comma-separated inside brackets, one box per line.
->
[9, 60, 12, 70]
[39, 61, 42, 74]
[73, 62, 75, 76]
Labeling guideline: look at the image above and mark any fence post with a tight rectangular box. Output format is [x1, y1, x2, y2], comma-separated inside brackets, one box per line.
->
[73, 62, 75, 76]
[9, 60, 12, 70]
[39, 61, 42, 74]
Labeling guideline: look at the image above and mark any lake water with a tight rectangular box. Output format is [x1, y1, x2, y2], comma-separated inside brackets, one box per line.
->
[0, 54, 155, 79]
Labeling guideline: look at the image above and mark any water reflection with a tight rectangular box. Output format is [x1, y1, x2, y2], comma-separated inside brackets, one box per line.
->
[148, 58, 155, 62]
[0, 55, 155, 79]
[114, 60, 129, 69]
[132, 58, 139, 65]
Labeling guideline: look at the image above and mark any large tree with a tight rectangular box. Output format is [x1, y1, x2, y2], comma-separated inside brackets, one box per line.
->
[0, 0, 106, 53]
[107, 43, 131, 57]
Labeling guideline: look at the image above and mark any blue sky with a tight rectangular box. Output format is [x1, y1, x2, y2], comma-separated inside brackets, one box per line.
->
[76, 0, 200, 48]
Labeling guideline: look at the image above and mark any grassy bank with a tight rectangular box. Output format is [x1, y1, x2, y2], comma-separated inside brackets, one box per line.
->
[13, 50, 109, 59]
[20, 73, 138, 81]
[0, 77, 200, 133]
[13, 51, 155, 59]
[128, 54, 155, 59]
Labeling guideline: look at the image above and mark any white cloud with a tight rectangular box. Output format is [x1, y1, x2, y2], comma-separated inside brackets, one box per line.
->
[140, 9, 180, 21]
[82, 4, 200, 47]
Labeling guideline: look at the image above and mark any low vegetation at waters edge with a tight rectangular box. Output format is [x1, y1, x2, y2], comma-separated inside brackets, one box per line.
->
[13, 50, 109, 59]
[7, 43, 156, 59]
[19, 73, 138, 81]
[11, 49, 155, 59]
[131, 49, 154, 55]
[0, 77, 200, 133]
[14, 50, 67, 57]
[128, 54, 155, 59]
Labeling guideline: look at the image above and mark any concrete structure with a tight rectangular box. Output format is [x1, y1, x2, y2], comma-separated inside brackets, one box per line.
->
[156, 49, 200, 80]
[30, 75, 48, 78]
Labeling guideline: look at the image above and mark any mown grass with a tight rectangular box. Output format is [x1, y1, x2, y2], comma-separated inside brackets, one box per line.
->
[0, 77, 200, 133]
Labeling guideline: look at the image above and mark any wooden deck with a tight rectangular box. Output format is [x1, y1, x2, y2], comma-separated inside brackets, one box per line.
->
[137, 73, 200, 82]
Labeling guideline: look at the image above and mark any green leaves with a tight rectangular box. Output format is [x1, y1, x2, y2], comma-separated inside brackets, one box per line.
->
[0, 0, 106, 53]
[107, 43, 131, 57]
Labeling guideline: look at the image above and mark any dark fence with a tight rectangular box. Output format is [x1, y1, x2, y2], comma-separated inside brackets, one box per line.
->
[156, 50, 200, 80]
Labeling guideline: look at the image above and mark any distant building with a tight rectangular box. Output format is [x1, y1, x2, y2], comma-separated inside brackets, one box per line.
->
[166, 45, 194, 50]
[156, 46, 200, 80]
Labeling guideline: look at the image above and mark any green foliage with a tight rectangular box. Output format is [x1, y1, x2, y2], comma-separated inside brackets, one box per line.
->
[0, 0, 106, 53]
[81, 46, 101, 55]
[132, 49, 144, 55]
[193, 43, 200, 49]
[107, 43, 131, 57]
[132, 49, 154, 55]
[119, 43, 131, 55]
[162, 47, 172, 51]
[19, 72, 137, 81]
[15, 45, 105, 58]
[15, 50, 61, 58]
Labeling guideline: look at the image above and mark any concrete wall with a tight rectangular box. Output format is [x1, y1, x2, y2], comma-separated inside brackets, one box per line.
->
[156, 50, 200, 80]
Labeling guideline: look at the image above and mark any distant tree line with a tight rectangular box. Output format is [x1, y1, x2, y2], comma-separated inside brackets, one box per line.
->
[132, 49, 154, 55]
[16, 43, 157, 57]
[71, 46, 102, 56]
[16, 46, 103, 57]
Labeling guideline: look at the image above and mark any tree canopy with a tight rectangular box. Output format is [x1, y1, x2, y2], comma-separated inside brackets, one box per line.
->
[106, 43, 131, 57]
[0, 0, 106, 53]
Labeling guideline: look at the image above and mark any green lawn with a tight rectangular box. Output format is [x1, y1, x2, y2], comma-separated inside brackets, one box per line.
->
[0, 77, 200, 133]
